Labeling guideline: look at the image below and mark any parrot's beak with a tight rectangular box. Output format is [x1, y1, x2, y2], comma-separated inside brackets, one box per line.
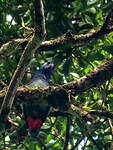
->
[47, 62, 54, 69]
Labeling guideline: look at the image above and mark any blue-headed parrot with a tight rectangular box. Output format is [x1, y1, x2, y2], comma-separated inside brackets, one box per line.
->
[23, 62, 54, 137]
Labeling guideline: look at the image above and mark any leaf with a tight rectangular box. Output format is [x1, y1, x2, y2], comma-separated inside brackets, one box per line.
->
[103, 1, 113, 13]
[80, 0, 87, 8]
[36, 145, 41, 150]
[104, 135, 112, 141]
[47, 134, 53, 143]
[85, 11, 98, 26]
[70, 72, 79, 79]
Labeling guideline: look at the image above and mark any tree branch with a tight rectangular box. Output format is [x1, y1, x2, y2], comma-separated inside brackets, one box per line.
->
[71, 135, 86, 150]
[0, 8, 112, 64]
[0, 0, 46, 126]
[0, 80, 7, 89]
[30, 7, 113, 52]
[63, 116, 70, 150]
[0, 58, 113, 112]
[0, 39, 27, 64]
[62, 58, 113, 95]
[71, 119, 106, 150]
[34, 0, 46, 38]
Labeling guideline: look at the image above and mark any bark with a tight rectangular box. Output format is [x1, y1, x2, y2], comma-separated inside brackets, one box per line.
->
[62, 58, 113, 95]
[0, 0, 46, 126]
[0, 58, 113, 111]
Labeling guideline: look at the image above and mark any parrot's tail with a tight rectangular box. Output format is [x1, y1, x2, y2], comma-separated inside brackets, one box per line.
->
[23, 103, 50, 137]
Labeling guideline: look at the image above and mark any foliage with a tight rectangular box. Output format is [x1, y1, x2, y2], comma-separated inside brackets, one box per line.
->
[0, 0, 113, 149]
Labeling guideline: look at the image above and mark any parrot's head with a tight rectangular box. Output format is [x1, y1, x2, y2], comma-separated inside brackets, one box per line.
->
[36, 62, 54, 81]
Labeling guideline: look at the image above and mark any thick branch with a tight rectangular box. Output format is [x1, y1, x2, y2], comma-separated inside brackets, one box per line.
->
[0, 39, 27, 64]
[35, 8, 113, 51]
[69, 104, 113, 120]
[0, 0, 46, 125]
[0, 8, 112, 64]
[62, 58, 113, 95]
[0, 58, 113, 110]
[34, 0, 46, 38]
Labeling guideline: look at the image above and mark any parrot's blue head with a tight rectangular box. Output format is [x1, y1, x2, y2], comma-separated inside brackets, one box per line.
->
[36, 62, 54, 81]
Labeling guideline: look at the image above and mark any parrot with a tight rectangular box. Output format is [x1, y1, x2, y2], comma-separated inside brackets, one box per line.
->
[23, 62, 54, 137]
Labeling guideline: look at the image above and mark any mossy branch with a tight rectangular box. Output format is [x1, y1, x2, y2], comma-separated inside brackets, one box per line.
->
[0, 58, 113, 110]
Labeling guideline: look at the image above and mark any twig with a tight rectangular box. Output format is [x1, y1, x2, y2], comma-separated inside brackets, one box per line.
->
[72, 47, 94, 70]
[21, 142, 30, 150]
[108, 117, 113, 136]
[82, 138, 88, 150]
[0, 80, 7, 89]
[49, 110, 70, 117]
[2, 132, 6, 150]
[63, 116, 70, 150]
[50, 133, 64, 143]
[107, 104, 113, 150]
[37, 137, 48, 150]
[70, 135, 86, 150]
[70, 119, 106, 150]
[81, 119, 101, 150]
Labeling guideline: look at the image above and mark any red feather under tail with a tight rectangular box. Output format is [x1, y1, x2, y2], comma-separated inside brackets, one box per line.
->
[27, 117, 42, 131]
